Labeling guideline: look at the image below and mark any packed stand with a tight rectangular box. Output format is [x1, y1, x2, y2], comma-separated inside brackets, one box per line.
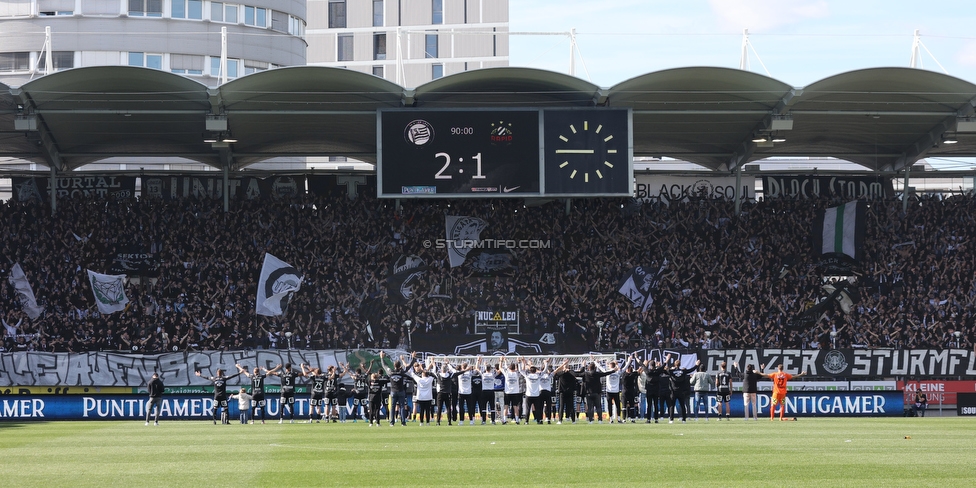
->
[1, 191, 974, 353]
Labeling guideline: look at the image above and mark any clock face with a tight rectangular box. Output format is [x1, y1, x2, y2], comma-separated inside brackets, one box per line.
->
[543, 109, 632, 195]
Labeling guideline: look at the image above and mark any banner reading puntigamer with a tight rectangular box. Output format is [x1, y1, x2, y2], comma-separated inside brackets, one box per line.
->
[0, 395, 320, 420]
[692, 391, 904, 417]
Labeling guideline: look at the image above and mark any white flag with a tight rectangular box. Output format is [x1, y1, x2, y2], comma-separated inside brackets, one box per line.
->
[9, 263, 44, 319]
[445, 215, 488, 268]
[86, 270, 129, 314]
[256, 253, 303, 316]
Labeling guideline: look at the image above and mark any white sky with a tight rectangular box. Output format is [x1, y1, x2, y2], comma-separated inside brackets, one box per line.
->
[509, 0, 976, 88]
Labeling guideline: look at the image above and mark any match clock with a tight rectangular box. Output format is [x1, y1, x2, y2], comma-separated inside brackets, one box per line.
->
[543, 109, 632, 195]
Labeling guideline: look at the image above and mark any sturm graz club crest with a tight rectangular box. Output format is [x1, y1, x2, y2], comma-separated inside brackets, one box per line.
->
[404, 120, 434, 147]
[822, 350, 849, 375]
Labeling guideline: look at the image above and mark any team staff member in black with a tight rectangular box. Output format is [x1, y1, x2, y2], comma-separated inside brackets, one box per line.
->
[621, 355, 641, 422]
[269, 363, 303, 424]
[666, 356, 701, 424]
[237, 363, 274, 424]
[379, 351, 417, 426]
[733, 362, 764, 420]
[433, 360, 459, 426]
[196, 368, 241, 425]
[579, 359, 617, 423]
[553, 359, 579, 424]
[638, 359, 665, 423]
[145, 372, 164, 426]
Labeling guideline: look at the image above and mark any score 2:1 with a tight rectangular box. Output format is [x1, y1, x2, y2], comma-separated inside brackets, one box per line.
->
[434, 152, 485, 179]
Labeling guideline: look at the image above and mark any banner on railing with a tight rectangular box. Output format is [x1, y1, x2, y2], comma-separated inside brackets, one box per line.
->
[703, 348, 976, 377]
[0, 349, 404, 388]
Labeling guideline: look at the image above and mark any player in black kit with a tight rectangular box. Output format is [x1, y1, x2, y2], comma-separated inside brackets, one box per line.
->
[269, 363, 304, 424]
[196, 368, 241, 425]
[367, 372, 389, 426]
[237, 363, 273, 424]
[349, 363, 373, 422]
[301, 364, 328, 423]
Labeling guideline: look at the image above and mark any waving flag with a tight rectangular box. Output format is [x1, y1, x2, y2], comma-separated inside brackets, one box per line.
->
[256, 253, 303, 316]
[87, 270, 129, 314]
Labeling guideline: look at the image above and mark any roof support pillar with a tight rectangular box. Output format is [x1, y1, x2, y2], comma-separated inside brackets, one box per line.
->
[734, 163, 743, 216]
[49, 163, 57, 215]
[902, 164, 910, 213]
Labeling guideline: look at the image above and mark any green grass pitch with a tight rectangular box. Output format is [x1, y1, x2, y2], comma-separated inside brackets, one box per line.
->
[1, 417, 972, 487]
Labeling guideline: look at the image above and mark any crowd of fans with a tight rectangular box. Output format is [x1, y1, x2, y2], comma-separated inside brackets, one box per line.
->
[1, 187, 974, 354]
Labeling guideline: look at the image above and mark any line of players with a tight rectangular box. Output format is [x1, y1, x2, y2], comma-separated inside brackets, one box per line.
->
[196, 353, 785, 426]
[196, 352, 768, 426]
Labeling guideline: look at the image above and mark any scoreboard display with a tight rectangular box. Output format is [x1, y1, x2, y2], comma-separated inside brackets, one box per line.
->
[377, 108, 632, 198]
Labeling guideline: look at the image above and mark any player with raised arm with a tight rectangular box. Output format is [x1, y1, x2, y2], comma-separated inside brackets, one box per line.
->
[761, 363, 806, 421]
[237, 363, 275, 424]
[366, 372, 389, 426]
[456, 359, 482, 425]
[666, 355, 701, 424]
[349, 362, 374, 422]
[195, 368, 241, 425]
[269, 363, 303, 424]
[600, 356, 628, 423]
[379, 350, 417, 426]
[433, 358, 459, 426]
[501, 357, 523, 424]
[620, 354, 641, 423]
[408, 358, 436, 426]
[518, 357, 548, 424]
[553, 359, 578, 424]
[733, 362, 764, 420]
[538, 360, 556, 425]
[715, 361, 733, 421]
[580, 356, 617, 424]
[301, 364, 327, 423]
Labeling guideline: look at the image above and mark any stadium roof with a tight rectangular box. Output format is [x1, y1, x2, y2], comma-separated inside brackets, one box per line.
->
[3, 65, 976, 173]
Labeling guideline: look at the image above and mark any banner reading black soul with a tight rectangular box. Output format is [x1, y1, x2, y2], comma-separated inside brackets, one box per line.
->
[761, 175, 893, 200]
[140, 175, 305, 200]
[12, 176, 136, 201]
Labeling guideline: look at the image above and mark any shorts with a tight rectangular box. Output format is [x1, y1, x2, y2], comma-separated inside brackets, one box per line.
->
[213, 398, 228, 408]
[280, 390, 295, 404]
[717, 390, 732, 403]
[310, 395, 325, 406]
[771, 391, 786, 403]
[504, 393, 522, 407]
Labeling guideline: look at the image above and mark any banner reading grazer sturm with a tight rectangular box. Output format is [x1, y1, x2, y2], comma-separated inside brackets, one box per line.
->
[255, 253, 303, 316]
[703, 348, 976, 377]
[86, 270, 129, 314]
[9, 263, 43, 319]
[445, 215, 488, 267]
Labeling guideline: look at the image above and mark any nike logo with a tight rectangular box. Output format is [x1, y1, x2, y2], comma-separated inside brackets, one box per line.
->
[502, 186, 521, 193]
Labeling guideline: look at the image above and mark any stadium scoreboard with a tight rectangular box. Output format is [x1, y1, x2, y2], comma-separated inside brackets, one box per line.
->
[377, 108, 633, 198]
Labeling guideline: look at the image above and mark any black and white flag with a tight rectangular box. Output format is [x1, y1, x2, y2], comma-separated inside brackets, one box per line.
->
[617, 264, 665, 312]
[256, 253, 303, 316]
[813, 200, 865, 262]
[86, 270, 129, 314]
[388, 254, 427, 304]
[445, 215, 488, 268]
[9, 263, 43, 319]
